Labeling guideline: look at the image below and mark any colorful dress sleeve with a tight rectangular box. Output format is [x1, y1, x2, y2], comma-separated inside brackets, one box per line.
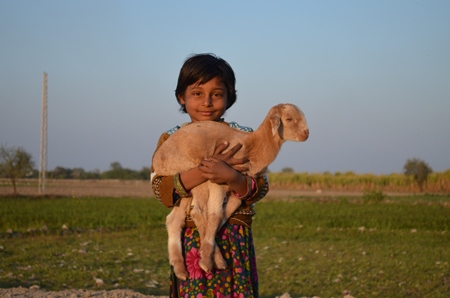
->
[150, 128, 188, 208]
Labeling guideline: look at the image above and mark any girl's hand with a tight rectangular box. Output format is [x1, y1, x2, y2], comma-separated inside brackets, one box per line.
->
[198, 157, 240, 185]
[212, 142, 249, 173]
[177, 142, 247, 193]
[198, 158, 248, 198]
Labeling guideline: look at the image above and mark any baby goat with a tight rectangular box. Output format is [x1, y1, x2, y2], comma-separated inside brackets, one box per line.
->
[152, 103, 309, 280]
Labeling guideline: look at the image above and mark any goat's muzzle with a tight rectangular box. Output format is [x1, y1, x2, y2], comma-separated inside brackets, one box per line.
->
[302, 129, 309, 141]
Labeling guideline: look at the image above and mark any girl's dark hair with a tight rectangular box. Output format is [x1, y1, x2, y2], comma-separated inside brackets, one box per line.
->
[175, 53, 237, 113]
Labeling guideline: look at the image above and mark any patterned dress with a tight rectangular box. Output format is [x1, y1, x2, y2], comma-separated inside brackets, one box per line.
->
[170, 224, 258, 298]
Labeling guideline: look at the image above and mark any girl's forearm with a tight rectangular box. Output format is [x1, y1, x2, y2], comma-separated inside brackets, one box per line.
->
[228, 172, 248, 198]
[180, 165, 249, 199]
[179, 167, 208, 191]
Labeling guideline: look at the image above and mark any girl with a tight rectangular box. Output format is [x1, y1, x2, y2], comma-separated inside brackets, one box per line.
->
[151, 53, 268, 298]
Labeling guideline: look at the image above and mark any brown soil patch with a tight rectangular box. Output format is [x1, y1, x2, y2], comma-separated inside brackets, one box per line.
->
[0, 286, 166, 298]
[0, 178, 407, 198]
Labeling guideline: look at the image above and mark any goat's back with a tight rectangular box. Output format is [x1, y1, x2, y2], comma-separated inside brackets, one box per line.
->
[152, 121, 250, 175]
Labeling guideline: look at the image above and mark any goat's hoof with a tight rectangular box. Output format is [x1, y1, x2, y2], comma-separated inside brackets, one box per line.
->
[174, 267, 189, 281]
[199, 259, 213, 273]
[213, 254, 227, 270]
[214, 262, 227, 270]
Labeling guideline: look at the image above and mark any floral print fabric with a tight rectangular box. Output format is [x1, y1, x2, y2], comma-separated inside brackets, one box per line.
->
[170, 224, 258, 298]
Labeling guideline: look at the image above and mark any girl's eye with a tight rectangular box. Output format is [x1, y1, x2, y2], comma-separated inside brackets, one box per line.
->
[213, 93, 223, 98]
[193, 92, 201, 96]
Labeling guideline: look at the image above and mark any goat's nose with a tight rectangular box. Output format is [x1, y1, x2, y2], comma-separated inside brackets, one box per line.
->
[303, 129, 309, 139]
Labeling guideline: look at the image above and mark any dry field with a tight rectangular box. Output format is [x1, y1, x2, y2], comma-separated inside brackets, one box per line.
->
[0, 286, 165, 298]
[0, 179, 153, 198]
[0, 178, 420, 199]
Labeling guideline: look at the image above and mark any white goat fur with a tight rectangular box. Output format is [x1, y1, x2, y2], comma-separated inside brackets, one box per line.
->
[152, 103, 309, 280]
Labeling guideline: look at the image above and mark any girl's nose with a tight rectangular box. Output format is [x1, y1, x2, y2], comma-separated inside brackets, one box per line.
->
[202, 96, 213, 106]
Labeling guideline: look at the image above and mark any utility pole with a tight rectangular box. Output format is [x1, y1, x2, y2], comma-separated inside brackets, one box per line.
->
[39, 72, 48, 195]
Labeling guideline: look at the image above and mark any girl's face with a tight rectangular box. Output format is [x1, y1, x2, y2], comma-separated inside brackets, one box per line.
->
[178, 76, 228, 123]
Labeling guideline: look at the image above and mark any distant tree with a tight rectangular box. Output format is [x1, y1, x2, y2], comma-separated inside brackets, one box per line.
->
[30, 169, 40, 178]
[71, 168, 86, 179]
[101, 162, 141, 180]
[47, 167, 100, 179]
[85, 169, 101, 179]
[403, 158, 432, 192]
[281, 167, 294, 173]
[50, 166, 71, 179]
[0, 145, 35, 195]
[110, 162, 123, 171]
[139, 166, 150, 180]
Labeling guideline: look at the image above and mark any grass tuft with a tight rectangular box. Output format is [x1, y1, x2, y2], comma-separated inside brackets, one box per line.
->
[362, 189, 386, 204]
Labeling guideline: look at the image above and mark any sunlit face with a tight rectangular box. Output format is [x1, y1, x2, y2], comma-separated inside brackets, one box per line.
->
[178, 76, 228, 123]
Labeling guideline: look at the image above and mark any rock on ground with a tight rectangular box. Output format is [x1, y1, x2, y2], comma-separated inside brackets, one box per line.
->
[0, 287, 168, 298]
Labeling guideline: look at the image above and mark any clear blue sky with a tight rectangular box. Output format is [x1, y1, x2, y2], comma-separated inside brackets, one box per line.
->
[1, 0, 449, 174]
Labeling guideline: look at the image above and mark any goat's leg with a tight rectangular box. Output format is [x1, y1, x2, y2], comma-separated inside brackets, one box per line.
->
[222, 196, 242, 226]
[190, 185, 223, 271]
[197, 184, 227, 273]
[191, 197, 227, 272]
[190, 205, 207, 243]
[190, 185, 209, 242]
[166, 202, 189, 280]
[206, 195, 243, 271]
[212, 239, 227, 270]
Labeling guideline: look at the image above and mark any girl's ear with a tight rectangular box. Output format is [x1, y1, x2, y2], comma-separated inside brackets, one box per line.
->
[177, 95, 186, 105]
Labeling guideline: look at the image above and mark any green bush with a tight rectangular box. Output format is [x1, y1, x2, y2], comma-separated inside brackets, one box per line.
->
[362, 189, 386, 204]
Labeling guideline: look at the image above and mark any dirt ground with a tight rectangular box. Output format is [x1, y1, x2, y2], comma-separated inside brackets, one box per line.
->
[0, 179, 155, 198]
[0, 286, 167, 298]
[0, 178, 376, 198]
[0, 287, 310, 298]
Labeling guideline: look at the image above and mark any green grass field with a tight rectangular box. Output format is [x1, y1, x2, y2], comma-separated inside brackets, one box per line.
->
[0, 195, 449, 297]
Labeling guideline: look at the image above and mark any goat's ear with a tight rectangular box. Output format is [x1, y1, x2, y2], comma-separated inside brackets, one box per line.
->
[270, 115, 281, 136]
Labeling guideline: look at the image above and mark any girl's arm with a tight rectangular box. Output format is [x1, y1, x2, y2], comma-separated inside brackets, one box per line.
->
[151, 135, 249, 208]
[197, 158, 268, 202]
[180, 141, 247, 192]
[150, 132, 184, 208]
[151, 161, 267, 208]
[243, 174, 269, 204]
[196, 141, 249, 196]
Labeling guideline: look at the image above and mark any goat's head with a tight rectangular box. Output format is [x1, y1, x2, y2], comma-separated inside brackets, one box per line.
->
[270, 103, 309, 142]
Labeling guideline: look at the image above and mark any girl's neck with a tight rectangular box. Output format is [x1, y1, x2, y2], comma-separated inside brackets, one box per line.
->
[189, 118, 224, 124]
